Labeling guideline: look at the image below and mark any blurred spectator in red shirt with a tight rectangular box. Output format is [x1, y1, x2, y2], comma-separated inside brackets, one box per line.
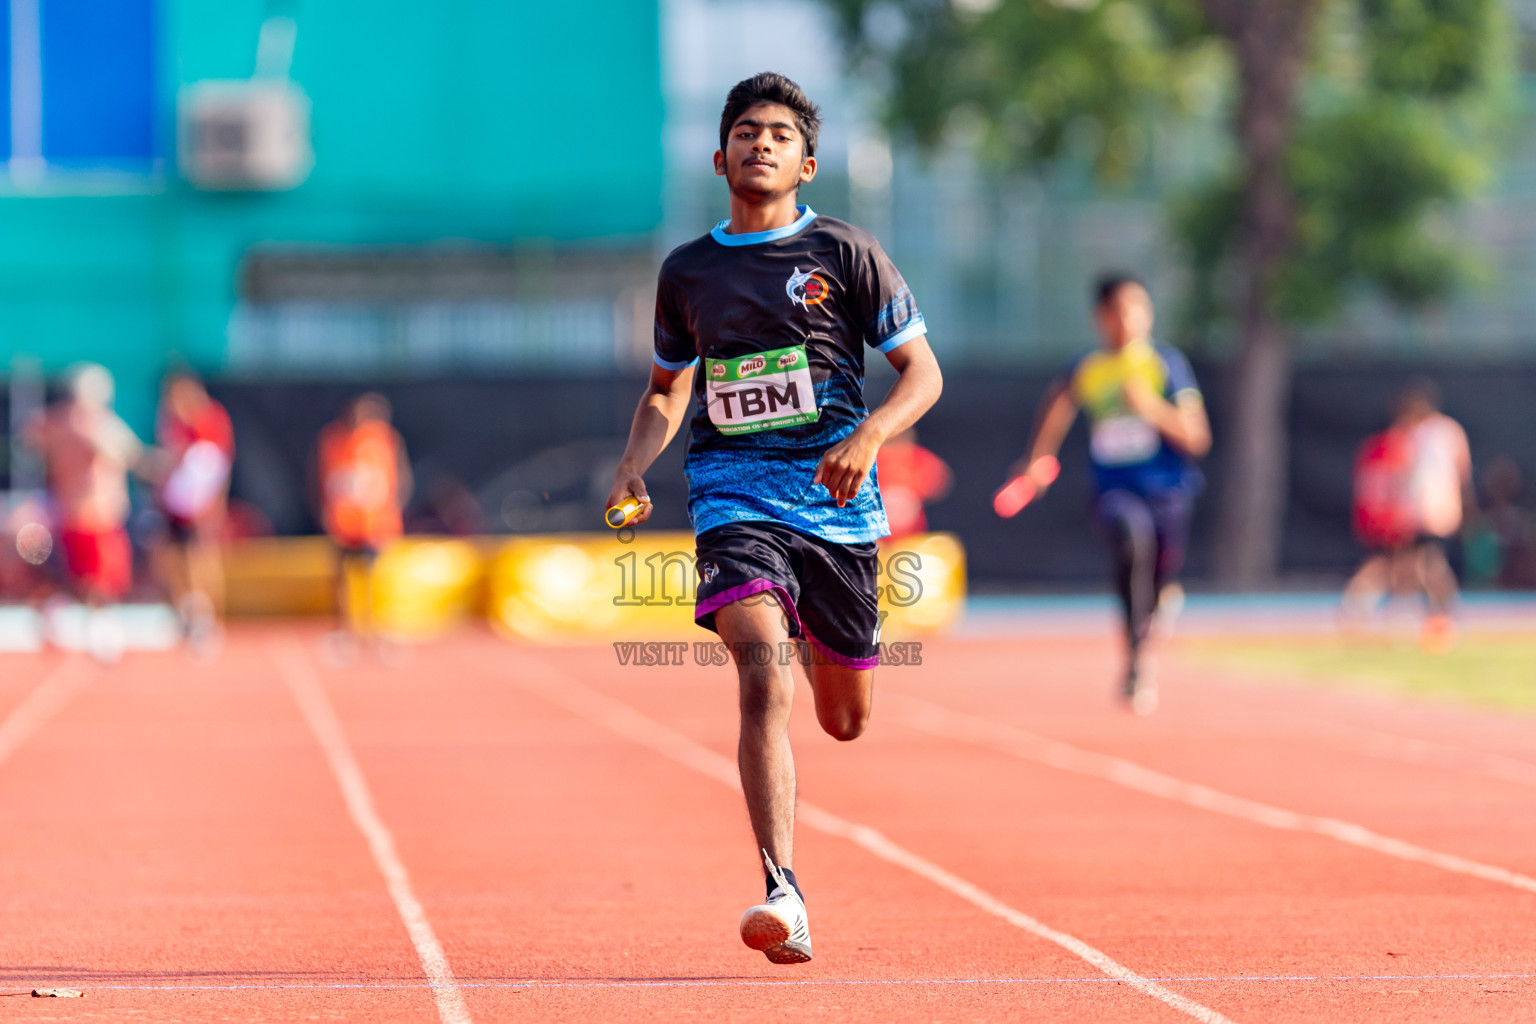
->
[876, 428, 951, 541]
[153, 369, 235, 656]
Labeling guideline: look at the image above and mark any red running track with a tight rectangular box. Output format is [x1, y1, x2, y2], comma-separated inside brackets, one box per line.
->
[0, 626, 1533, 1022]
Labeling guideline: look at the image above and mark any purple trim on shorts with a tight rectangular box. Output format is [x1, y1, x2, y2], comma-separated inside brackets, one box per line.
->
[694, 578, 804, 636]
[802, 629, 880, 670]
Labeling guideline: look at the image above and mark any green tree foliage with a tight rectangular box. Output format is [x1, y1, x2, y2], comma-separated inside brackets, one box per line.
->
[825, 0, 1508, 583]
[828, 0, 1505, 334]
[1178, 98, 1489, 335]
[1360, 0, 1499, 95]
[1180, 0, 1506, 340]
[825, 0, 1221, 179]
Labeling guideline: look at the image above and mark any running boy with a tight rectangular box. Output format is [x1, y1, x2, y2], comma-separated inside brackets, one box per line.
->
[1011, 274, 1210, 714]
[607, 72, 942, 964]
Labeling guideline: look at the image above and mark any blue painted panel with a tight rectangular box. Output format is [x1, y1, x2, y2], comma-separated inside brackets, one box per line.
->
[40, 0, 156, 165]
[0, 3, 10, 161]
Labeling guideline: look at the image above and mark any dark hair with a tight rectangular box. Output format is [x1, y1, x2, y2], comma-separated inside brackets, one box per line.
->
[1397, 377, 1442, 415]
[718, 72, 821, 160]
[1093, 271, 1146, 308]
[163, 362, 202, 387]
[352, 392, 392, 422]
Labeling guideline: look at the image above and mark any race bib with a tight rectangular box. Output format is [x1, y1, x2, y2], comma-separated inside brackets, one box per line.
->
[704, 345, 818, 435]
[1090, 416, 1160, 466]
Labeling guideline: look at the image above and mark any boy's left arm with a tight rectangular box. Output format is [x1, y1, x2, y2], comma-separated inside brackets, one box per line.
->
[813, 336, 943, 507]
[1123, 380, 1211, 459]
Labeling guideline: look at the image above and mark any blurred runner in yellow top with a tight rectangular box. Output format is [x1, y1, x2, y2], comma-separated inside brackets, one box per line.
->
[1009, 273, 1211, 714]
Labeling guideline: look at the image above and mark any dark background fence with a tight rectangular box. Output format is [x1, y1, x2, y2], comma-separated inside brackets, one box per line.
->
[210, 360, 1536, 590]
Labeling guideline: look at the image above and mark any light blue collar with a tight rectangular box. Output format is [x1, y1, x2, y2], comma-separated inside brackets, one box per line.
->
[711, 206, 817, 246]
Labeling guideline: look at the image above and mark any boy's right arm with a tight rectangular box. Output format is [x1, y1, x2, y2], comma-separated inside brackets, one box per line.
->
[1008, 380, 1078, 496]
[607, 362, 695, 526]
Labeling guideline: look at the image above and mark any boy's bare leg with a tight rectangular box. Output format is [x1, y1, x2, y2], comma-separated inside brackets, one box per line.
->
[802, 648, 872, 742]
[1341, 553, 1390, 627]
[715, 597, 797, 869]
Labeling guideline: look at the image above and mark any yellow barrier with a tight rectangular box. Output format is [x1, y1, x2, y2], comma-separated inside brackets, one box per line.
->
[224, 531, 967, 645]
[366, 538, 487, 639]
[224, 537, 337, 617]
[225, 536, 487, 639]
[485, 531, 966, 645]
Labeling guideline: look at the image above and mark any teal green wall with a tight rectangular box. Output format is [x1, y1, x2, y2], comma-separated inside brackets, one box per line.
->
[0, 0, 663, 432]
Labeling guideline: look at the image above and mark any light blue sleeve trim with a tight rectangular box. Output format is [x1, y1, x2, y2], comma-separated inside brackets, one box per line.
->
[653, 353, 699, 371]
[710, 206, 818, 247]
[875, 320, 927, 353]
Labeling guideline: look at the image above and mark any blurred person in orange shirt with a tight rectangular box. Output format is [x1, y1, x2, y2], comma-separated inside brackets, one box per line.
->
[317, 394, 411, 654]
[153, 369, 235, 657]
[26, 363, 147, 662]
[875, 428, 950, 541]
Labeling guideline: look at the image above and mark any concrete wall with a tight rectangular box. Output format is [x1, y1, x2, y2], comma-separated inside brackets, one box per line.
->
[0, 0, 664, 431]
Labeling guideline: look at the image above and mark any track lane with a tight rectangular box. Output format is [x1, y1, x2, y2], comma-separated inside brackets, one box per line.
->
[527, 637, 1536, 1022]
[273, 642, 473, 1024]
[896, 638, 1536, 876]
[299, 635, 1227, 1023]
[0, 628, 452, 1022]
[1165, 649, 1536, 787]
[3, 626, 1533, 1022]
[0, 654, 87, 771]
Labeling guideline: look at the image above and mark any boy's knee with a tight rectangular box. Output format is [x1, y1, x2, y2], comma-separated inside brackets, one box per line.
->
[819, 704, 868, 742]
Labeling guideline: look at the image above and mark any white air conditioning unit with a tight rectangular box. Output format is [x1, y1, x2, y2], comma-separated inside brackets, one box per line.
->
[178, 80, 313, 191]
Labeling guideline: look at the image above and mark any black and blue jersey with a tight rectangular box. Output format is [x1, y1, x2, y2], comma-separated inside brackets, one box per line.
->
[653, 206, 927, 544]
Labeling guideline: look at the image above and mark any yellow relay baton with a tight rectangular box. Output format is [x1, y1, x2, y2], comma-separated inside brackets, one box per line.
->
[605, 497, 646, 529]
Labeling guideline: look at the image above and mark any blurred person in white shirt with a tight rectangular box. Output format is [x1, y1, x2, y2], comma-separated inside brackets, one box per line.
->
[1398, 381, 1472, 650]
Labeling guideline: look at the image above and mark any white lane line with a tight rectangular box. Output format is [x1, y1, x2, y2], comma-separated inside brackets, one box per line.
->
[1319, 722, 1536, 790]
[48, 971, 1536, 992]
[508, 651, 1239, 1024]
[884, 692, 1536, 896]
[0, 658, 87, 772]
[272, 644, 472, 1024]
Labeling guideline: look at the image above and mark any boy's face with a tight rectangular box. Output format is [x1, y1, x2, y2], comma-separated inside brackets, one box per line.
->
[1395, 394, 1434, 426]
[351, 397, 389, 427]
[714, 102, 816, 199]
[168, 378, 205, 419]
[1094, 282, 1154, 351]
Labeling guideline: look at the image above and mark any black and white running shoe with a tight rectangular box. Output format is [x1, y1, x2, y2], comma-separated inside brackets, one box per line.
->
[739, 850, 812, 964]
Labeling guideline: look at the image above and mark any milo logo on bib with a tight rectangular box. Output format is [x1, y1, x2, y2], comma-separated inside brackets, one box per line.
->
[703, 344, 818, 435]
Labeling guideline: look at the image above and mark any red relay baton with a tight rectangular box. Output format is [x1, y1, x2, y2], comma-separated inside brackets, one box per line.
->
[993, 456, 1060, 519]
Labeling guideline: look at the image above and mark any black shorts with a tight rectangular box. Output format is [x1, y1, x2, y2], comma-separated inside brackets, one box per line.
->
[164, 515, 197, 545]
[336, 542, 381, 565]
[1363, 535, 1447, 556]
[693, 521, 881, 669]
